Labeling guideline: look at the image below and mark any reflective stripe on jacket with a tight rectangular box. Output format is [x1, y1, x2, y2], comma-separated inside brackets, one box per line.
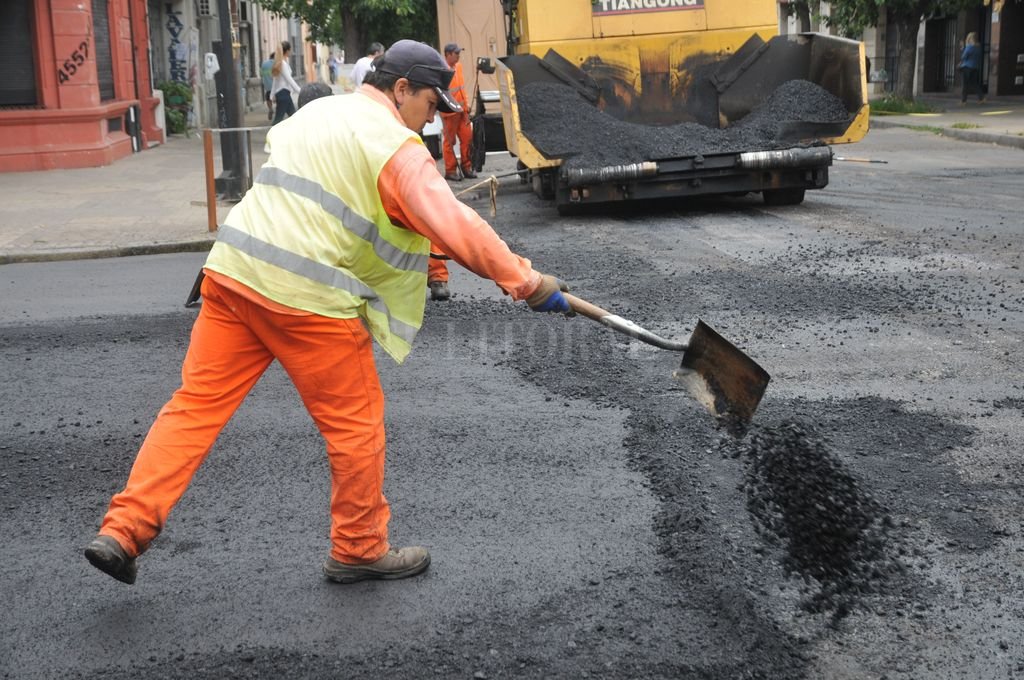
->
[444, 62, 469, 113]
[204, 92, 431, 363]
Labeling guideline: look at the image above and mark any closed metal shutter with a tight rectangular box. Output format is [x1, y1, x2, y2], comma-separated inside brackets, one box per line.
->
[92, 0, 116, 101]
[0, 0, 37, 107]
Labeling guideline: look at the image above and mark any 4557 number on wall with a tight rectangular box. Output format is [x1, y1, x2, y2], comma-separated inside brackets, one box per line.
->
[57, 41, 90, 84]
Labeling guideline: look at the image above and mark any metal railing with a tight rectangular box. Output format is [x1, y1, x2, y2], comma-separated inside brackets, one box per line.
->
[883, 56, 900, 93]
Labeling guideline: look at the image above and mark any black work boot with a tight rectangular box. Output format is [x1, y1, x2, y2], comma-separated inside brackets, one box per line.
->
[323, 547, 430, 584]
[428, 281, 451, 301]
[84, 535, 137, 585]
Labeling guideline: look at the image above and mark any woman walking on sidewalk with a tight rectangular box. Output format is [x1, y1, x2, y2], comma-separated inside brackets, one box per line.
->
[959, 32, 985, 105]
[271, 41, 301, 124]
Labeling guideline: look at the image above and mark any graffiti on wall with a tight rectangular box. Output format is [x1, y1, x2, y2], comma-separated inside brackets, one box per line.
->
[166, 3, 187, 82]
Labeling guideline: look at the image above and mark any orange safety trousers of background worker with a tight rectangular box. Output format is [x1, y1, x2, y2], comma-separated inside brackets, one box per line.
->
[98, 275, 392, 565]
[428, 245, 449, 283]
[442, 111, 473, 177]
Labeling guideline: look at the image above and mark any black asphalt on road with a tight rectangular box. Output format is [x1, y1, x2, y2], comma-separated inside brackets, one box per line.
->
[2, 127, 1023, 679]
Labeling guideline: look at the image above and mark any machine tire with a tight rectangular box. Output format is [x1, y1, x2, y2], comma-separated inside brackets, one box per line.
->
[531, 169, 556, 200]
[471, 116, 487, 172]
[762, 188, 805, 206]
[423, 134, 442, 160]
[516, 161, 528, 184]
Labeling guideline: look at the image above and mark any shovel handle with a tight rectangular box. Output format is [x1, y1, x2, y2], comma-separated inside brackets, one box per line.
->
[562, 293, 689, 352]
[563, 293, 612, 322]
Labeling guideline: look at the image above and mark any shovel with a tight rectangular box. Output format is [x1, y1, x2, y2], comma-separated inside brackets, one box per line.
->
[563, 293, 771, 428]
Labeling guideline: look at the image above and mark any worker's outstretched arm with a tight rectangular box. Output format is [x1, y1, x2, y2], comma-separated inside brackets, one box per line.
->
[379, 141, 570, 314]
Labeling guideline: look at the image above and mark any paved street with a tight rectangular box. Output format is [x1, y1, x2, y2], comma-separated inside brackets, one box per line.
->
[0, 96, 1021, 264]
[1, 124, 1022, 679]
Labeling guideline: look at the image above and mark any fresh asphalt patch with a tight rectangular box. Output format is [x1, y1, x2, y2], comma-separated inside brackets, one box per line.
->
[2, 128, 1023, 678]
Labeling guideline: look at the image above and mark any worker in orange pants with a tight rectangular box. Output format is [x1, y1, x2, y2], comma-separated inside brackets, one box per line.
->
[84, 39, 573, 587]
[99, 275, 391, 565]
[440, 43, 476, 181]
[428, 245, 451, 300]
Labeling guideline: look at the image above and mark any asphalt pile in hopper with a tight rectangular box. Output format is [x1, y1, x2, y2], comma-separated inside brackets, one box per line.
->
[518, 79, 850, 171]
[737, 420, 903, 619]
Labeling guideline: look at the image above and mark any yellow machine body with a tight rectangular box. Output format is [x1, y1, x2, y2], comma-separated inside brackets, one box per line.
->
[497, 0, 868, 165]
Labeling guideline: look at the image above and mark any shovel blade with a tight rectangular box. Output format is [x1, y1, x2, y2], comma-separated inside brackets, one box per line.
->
[672, 320, 770, 427]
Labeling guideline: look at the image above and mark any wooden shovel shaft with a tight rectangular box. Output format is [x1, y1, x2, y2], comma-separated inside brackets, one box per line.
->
[563, 293, 688, 352]
[563, 293, 612, 322]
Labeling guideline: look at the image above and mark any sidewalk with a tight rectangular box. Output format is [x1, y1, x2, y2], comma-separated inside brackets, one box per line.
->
[869, 93, 1024, 150]
[0, 107, 275, 265]
[2, 91, 1021, 265]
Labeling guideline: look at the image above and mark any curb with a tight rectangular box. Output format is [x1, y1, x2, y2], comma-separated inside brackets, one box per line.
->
[0, 238, 215, 266]
[870, 119, 1024, 150]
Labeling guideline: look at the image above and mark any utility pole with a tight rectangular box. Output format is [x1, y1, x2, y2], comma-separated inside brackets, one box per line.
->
[213, 0, 247, 200]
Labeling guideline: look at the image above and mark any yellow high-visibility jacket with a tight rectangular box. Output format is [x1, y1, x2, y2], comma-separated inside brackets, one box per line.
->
[205, 93, 431, 363]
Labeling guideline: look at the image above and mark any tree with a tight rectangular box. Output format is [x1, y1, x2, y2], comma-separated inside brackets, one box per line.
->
[819, 0, 979, 100]
[780, 0, 819, 32]
[254, 0, 438, 62]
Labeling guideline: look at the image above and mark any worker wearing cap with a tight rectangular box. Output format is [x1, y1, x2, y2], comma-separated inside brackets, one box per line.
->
[440, 43, 475, 182]
[84, 39, 572, 587]
[430, 42, 477, 300]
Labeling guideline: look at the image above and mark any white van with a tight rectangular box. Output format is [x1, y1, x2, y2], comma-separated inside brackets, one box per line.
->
[421, 112, 442, 159]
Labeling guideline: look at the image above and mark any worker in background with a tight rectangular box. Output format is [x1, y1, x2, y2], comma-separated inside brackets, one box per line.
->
[260, 52, 275, 121]
[84, 39, 572, 588]
[427, 246, 452, 300]
[351, 42, 384, 88]
[440, 43, 476, 182]
[430, 44, 477, 297]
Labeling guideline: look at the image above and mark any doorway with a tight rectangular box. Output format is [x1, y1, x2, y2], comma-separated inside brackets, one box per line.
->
[923, 17, 957, 92]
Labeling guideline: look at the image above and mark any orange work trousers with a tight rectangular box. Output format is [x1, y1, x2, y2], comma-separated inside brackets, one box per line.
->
[442, 110, 473, 177]
[428, 245, 449, 283]
[98, 275, 391, 565]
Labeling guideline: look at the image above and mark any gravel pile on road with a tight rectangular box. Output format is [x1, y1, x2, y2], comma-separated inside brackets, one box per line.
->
[518, 79, 850, 171]
[739, 420, 903, 619]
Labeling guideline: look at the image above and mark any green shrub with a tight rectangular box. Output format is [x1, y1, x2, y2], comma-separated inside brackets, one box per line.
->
[156, 80, 192, 134]
[157, 80, 193, 106]
[165, 108, 186, 134]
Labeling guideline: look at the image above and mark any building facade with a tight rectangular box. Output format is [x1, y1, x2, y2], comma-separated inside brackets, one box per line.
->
[145, 0, 314, 129]
[914, 0, 1023, 98]
[1, 0, 163, 172]
[2, 0, 322, 173]
[780, 1, 1024, 99]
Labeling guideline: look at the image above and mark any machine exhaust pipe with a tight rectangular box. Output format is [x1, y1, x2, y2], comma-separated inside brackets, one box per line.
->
[736, 147, 833, 169]
[565, 161, 659, 187]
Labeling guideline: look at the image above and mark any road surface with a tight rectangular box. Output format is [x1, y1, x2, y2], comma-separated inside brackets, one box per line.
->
[1, 127, 1022, 679]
